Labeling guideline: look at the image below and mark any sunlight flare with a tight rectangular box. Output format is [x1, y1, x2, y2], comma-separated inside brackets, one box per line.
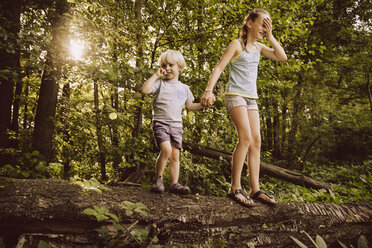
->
[69, 39, 84, 60]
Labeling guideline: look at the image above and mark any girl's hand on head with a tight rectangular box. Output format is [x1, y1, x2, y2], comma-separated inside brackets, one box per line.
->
[263, 17, 273, 38]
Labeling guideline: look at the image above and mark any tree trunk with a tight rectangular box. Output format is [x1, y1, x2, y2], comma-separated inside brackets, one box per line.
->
[280, 88, 288, 157]
[59, 83, 72, 179]
[94, 82, 107, 181]
[365, 64, 372, 113]
[0, 0, 21, 163]
[111, 84, 121, 171]
[287, 75, 303, 165]
[0, 178, 370, 248]
[183, 142, 331, 190]
[132, 0, 144, 139]
[273, 100, 281, 158]
[32, 0, 69, 163]
[11, 60, 22, 138]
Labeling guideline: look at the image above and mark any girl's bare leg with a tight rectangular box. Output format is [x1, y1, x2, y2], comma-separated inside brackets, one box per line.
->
[246, 110, 277, 204]
[229, 106, 254, 204]
[246, 110, 261, 194]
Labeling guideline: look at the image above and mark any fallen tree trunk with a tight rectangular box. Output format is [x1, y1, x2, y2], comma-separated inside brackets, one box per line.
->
[183, 142, 331, 190]
[0, 178, 371, 248]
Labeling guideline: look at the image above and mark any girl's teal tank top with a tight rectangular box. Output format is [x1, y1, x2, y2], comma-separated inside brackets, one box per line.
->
[225, 40, 260, 99]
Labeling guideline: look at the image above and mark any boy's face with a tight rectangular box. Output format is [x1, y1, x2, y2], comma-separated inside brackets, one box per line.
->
[161, 62, 180, 81]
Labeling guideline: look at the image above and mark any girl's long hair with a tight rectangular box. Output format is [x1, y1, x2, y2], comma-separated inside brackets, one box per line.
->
[239, 9, 269, 47]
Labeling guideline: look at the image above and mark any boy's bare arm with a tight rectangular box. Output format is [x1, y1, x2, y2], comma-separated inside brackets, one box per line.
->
[141, 68, 165, 95]
[186, 102, 204, 111]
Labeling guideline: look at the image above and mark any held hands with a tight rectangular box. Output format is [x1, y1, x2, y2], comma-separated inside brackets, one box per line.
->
[201, 91, 216, 108]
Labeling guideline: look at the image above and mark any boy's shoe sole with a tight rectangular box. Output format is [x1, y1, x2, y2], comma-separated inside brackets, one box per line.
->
[169, 183, 190, 195]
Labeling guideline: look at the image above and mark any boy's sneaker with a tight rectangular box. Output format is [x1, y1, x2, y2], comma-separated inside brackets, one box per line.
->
[169, 183, 190, 195]
[151, 177, 164, 193]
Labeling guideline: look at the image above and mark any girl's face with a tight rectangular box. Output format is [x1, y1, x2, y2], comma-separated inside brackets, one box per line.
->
[248, 14, 270, 40]
[161, 62, 180, 81]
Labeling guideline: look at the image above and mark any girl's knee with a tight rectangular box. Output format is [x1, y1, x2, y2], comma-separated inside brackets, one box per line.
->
[250, 135, 261, 150]
[238, 134, 253, 147]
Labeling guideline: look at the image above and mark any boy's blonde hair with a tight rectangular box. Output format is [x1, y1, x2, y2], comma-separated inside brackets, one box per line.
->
[159, 50, 186, 72]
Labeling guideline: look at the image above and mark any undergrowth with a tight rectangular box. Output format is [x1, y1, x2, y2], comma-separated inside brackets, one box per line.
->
[260, 160, 372, 203]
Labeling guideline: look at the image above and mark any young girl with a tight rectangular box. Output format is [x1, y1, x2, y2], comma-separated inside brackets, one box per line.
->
[201, 9, 287, 207]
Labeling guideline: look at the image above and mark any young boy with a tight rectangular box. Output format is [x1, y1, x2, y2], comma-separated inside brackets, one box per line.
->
[141, 50, 204, 194]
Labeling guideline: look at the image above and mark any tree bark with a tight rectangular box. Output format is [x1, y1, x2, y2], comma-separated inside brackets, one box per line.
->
[0, 0, 21, 163]
[32, 0, 69, 163]
[0, 178, 370, 248]
[132, 0, 144, 139]
[59, 83, 72, 179]
[273, 100, 281, 158]
[94, 82, 107, 181]
[183, 142, 331, 190]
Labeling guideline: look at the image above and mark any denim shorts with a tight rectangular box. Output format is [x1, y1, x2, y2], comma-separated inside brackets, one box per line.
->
[153, 121, 183, 149]
[224, 95, 258, 113]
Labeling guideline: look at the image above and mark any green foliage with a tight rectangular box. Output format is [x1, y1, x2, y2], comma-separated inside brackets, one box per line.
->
[72, 178, 109, 193]
[82, 206, 115, 222]
[291, 231, 369, 248]
[0, 149, 66, 179]
[257, 161, 372, 204]
[120, 201, 149, 217]
[209, 237, 228, 248]
[0, 237, 5, 248]
[37, 240, 49, 248]
[82, 201, 156, 247]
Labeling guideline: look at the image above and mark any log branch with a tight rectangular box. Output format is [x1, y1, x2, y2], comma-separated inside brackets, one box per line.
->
[183, 142, 331, 190]
[0, 178, 371, 247]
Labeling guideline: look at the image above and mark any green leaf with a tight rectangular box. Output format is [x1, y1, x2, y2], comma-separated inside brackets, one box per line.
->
[290, 236, 308, 248]
[35, 163, 46, 172]
[302, 231, 317, 247]
[38, 240, 49, 248]
[337, 241, 348, 248]
[125, 209, 134, 216]
[247, 242, 255, 248]
[130, 228, 149, 242]
[113, 222, 126, 232]
[106, 213, 119, 222]
[134, 209, 148, 217]
[358, 235, 368, 248]
[82, 208, 96, 216]
[316, 235, 327, 248]
[31, 150, 40, 156]
[93, 205, 109, 215]
[0, 237, 6, 248]
[21, 171, 30, 178]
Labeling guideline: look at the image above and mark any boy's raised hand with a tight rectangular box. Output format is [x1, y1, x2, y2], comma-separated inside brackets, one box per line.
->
[155, 68, 167, 77]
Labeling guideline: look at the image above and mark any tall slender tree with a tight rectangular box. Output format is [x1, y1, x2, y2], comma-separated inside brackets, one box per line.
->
[0, 0, 21, 165]
[32, 0, 70, 163]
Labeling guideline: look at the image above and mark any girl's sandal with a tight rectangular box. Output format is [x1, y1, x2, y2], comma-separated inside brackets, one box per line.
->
[251, 190, 277, 206]
[227, 189, 256, 208]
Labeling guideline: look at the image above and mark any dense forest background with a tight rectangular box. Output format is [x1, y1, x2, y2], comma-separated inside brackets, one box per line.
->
[0, 0, 371, 201]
